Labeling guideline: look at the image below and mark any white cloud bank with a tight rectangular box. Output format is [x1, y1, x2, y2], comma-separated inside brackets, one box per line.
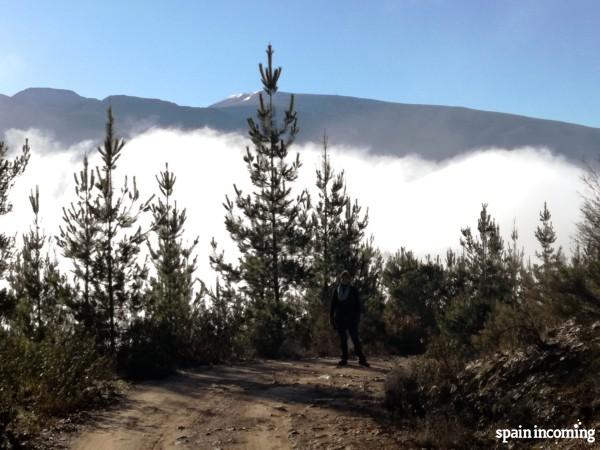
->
[0, 127, 584, 283]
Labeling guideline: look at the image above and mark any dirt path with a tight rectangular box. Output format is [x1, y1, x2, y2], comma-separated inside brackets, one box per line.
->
[67, 357, 407, 450]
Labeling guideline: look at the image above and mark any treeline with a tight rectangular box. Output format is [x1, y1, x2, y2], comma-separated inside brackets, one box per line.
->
[2, 45, 600, 446]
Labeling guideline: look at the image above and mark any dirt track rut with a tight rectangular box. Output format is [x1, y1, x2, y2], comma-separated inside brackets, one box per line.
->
[68, 357, 407, 450]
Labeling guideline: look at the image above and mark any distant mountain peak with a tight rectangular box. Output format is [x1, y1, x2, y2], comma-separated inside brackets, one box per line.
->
[101, 94, 180, 108]
[11, 87, 85, 105]
[210, 91, 263, 108]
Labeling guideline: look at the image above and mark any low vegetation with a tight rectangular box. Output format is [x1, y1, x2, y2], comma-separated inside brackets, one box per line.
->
[384, 199, 600, 446]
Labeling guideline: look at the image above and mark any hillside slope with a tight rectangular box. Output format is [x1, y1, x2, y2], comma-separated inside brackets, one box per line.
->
[1, 88, 599, 161]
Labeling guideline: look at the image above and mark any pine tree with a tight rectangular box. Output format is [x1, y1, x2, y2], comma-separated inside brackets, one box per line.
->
[119, 163, 199, 371]
[198, 277, 245, 361]
[57, 156, 98, 330]
[573, 167, 600, 315]
[534, 202, 560, 274]
[90, 108, 152, 353]
[311, 134, 347, 290]
[382, 248, 447, 353]
[444, 249, 469, 301]
[11, 187, 45, 338]
[444, 204, 512, 339]
[383, 249, 442, 326]
[531, 202, 563, 306]
[577, 165, 600, 257]
[323, 180, 382, 349]
[505, 222, 525, 304]
[335, 197, 369, 277]
[306, 134, 385, 352]
[307, 135, 348, 353]
[212, 45, 311, 356]
[10, 187, 69, 339]
[0, 140, 29, 279]
[147, 163, 198, 331]
[335, 196, 383, 347]
[460, 203, 509, 302]
[354, 238, 386, 349]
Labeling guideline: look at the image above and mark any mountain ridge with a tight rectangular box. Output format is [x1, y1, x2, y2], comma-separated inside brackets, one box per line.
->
[1, 87, 598, 161]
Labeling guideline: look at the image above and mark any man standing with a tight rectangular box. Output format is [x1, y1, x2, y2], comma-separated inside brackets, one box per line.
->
[330, 270, 369, 367]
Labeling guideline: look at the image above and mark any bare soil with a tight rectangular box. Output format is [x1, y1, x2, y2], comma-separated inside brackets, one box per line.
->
[64, 357, 410, 450]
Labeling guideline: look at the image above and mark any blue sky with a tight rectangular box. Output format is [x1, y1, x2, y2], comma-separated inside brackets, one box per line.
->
[1, 0, 599, 126]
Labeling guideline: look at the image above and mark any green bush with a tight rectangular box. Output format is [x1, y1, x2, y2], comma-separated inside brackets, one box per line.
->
[247, 299, 300, 358]
[472, 302, 545, 354]
[384, 313, 428, 355]
[189, 299, 247, 362]
[0, 333, 23, 448]
[384, 362, 424, 417]
[29, 331, 114, 414]
[438, 294, 492, 347]
[1, 329, 115, 446]
[118, 319, 183, 379]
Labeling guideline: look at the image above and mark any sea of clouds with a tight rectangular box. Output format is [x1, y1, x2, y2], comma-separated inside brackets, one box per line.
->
[0, 127, 585, 283]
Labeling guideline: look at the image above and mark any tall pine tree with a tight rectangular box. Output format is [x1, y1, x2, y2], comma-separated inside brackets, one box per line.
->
[311, 134, 348, 288]
[10, 187, 45, 338]
[58, 156, 99, 331]
[89, 108, 152, 353]
[577, 166, 600, 257]
[505, 222, 525, 304]
[0, 140, 29, 279]
[460, 204, 510, 302]
[147, 163, 198, 333]
[307, 135, 385, 352]
[307, 135, 348, 353]
[532, 202, 562, 305]
[212, 45, 311, 356]
[10, 187, 69, 339]
[534, 202, 561, 275]
[443, 204, 512, 339]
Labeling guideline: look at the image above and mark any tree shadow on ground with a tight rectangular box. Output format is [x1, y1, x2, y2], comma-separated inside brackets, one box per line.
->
[77, 357, 400, 437]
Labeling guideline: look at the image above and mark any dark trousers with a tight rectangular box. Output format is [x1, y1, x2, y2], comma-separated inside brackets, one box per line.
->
[337, 321, 365, 361]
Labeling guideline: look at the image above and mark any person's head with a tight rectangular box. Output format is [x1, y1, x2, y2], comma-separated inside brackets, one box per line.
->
[339, 270, 351, 286]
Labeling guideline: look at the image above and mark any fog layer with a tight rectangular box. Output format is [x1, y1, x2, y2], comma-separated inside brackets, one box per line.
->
[1, 128, 583, 281]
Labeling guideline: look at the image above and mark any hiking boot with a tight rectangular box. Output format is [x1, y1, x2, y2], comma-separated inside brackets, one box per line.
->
[358, 359, 370, 367]
[337, 359, 348, 367]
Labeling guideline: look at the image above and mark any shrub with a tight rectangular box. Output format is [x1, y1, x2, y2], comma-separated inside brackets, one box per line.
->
[384, 361, 424, 417]
[472, 302, 545, 354]
[0, 329, 116, 446]
[384, 313, 428, 355]
[438, 294, 492, 347]
[28, 331, 114, 414]
[118, 319, 183, 379]
[246, 299, 301, 358]
[0, 333, 23, 448]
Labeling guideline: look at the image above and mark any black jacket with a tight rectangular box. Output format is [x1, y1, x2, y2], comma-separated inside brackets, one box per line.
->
[330, 284, 361, 326]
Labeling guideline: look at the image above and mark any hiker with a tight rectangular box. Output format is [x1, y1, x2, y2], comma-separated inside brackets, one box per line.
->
[330, 270, 369, 367]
